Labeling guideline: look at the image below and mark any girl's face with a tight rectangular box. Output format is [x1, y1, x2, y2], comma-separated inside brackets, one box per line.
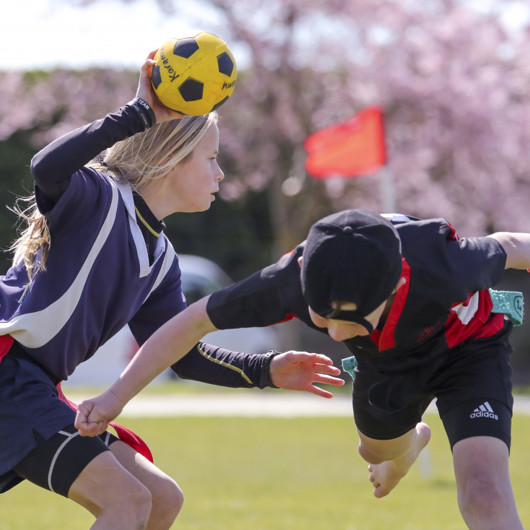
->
[146, 122, 225, 218]
[167, 122, 224, 213]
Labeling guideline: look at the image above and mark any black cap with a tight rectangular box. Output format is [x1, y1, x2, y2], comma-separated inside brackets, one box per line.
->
[301, 209, 402, 325]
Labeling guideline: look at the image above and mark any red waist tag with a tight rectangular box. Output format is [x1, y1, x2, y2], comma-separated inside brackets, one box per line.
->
[0, 335, 14, 364]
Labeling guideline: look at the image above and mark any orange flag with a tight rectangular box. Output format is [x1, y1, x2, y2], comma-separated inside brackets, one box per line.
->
[304, 107, 386, 178]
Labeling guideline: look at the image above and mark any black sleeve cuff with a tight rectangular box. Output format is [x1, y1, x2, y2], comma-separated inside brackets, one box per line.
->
[258, 350, 280, 388]
[171, 343, 281, 389]
[127, 97, 156, 128]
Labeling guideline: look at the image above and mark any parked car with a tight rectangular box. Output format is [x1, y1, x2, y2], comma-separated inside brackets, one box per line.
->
[177, 254, 283, 353]
[66, 254, 282, 386]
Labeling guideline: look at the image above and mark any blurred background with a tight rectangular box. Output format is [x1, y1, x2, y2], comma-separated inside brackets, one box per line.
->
[2, 0, 530, 384]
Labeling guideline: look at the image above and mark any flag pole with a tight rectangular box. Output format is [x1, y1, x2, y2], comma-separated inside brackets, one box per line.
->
[379, 165, 396, 213]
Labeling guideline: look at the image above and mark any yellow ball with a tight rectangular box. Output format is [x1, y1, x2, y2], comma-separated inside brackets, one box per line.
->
[151, 32, 237, 115]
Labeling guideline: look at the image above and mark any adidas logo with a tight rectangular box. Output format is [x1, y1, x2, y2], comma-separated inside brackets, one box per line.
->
[470, 401, 498, 420]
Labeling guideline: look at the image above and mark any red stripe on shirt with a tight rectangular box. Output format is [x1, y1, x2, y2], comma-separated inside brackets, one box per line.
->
[371, 257, 411, 351]
[444, 290, 505, 348]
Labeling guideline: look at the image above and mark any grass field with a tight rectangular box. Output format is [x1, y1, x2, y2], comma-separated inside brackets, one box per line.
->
[0, 393, 529, 530]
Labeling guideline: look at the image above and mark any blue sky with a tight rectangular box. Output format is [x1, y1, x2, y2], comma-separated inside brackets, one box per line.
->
[1, 0, 209, 70]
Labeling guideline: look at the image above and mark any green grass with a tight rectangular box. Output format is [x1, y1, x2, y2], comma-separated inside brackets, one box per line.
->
[1, 407, 529, 529]
[62, 379, 530, 396]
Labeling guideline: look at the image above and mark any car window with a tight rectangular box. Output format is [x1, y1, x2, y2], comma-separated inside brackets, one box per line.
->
[181, 272, 224, 304]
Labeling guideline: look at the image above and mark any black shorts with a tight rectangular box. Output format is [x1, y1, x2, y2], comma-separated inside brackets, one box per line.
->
[14, 424, 119, 497]
[352, 326, 513, 450]
[0, 356, 119, 496]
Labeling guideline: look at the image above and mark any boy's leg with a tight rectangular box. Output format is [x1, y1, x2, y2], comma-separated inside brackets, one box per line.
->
[358, 422, 431, 498]
[351, 355, 433, 499]
[452, 436, 522, 530]
[436, 330, 520, 528]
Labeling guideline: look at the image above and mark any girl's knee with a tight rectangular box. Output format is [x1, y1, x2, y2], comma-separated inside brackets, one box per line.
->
[92, 479, 152, 528]
[150, 476, 184, 526]
[116, 480, 153, 520]
[161, 478, 184, 517]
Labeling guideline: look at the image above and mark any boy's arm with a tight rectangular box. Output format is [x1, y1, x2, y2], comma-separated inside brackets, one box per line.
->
[488, 232, 530, 270]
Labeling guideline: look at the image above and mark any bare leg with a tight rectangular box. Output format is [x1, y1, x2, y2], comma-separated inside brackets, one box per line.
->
[68, 450, 152, 529]
[110, 441, 183, 529]
[68, 442, 182, 529]
[358, 422, 431, 498]
[453, 436, 522, 530]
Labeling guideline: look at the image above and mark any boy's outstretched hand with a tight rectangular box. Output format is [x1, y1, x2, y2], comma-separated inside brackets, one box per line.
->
[270, 351, 344, 398]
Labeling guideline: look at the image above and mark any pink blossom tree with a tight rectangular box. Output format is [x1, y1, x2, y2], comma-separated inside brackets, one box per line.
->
[3, 0, 530, 375]
[5, 0, 530, 250]
[139, 0, 530, 248]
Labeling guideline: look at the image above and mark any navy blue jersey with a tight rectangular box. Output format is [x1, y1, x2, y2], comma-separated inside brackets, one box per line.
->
[0, 104, 188, 382]
[0, 102, 279, 491]
[0, 163, 186, 381]
[0, 102, 275, 388]
[206, 215, 508, 369]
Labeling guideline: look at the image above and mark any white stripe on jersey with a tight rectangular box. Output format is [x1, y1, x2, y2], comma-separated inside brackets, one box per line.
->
[117, 181, 166, 278]
[0, 181, 120, 348]
[144, 238, 178, 302]
[114, 181, 179, 301]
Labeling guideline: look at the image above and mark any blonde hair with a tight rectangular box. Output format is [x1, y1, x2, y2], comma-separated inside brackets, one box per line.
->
[10, 196, 50, 281]
[11, 112, 218, 280]
[98, 113, 218, 191]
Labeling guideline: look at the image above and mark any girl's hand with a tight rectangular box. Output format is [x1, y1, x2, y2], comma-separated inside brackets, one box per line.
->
[136, 50, 185, 124]
[74, 390, 125, 436]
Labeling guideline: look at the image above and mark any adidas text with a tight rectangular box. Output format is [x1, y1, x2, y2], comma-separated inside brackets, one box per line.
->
[470, 410, 498, 420]
[470, 402, 498, 420]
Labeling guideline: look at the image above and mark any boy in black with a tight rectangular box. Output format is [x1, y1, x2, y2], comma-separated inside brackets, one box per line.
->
[77, 209, 526, 529]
